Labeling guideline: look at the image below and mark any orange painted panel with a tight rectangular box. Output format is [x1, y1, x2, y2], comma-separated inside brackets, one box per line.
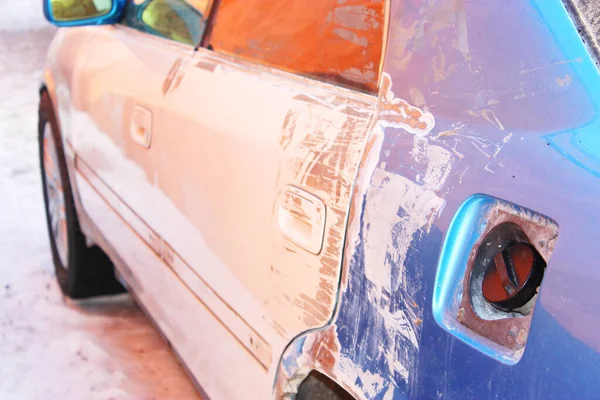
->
[209, 0, 384, 93]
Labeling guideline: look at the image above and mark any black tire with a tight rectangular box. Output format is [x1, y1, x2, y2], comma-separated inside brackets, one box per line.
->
[296, 371, 355, 400]
[38, 91, 124, 299]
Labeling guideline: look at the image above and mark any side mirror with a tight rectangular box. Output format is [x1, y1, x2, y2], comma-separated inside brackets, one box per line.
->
[43, 0, 126, 26]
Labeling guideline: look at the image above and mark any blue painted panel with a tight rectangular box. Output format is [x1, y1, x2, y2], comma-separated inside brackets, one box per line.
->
[320, 0, 600, 399]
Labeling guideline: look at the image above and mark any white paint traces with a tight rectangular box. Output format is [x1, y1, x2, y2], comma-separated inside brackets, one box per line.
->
[357, 369, 387, 398]
[351, 73, 455, 388]
[423, 145, 454, 191]
[363, 168, 444, 293]
[338, 354, 391, 399]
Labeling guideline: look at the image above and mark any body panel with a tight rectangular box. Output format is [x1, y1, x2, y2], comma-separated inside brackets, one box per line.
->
[75, 163, 270, 399]
[67, 24, 191, 235]
[279, 1, 600, 399]
[159, 48, 377, 343]
[45, 24, 273, 398]
[43, 4, 382, 397]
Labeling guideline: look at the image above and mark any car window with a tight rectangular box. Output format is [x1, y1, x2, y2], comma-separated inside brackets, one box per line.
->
[122, 0, 212, 46]
[207, 0, 385, 94]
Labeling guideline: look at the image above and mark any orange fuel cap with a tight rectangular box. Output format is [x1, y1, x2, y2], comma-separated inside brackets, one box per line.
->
[482, 241, 545, 312]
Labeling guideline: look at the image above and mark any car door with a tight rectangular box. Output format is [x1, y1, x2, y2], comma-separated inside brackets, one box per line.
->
[67, 3, 276, 396]
[152, 0, 386, 367]
[70, 0, 208, 253]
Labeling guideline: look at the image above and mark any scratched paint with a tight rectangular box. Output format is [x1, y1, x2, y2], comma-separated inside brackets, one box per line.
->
[378, 73, 435, 135]
[271, 93, 377, 332]
[332, 72, 454, 397]
[277, 1, 600, 399]
[49, 20, 384, 398]
[274, 68, 453, 398]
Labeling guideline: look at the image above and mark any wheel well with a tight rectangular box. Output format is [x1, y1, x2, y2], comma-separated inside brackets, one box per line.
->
[295, 371, 354, 400]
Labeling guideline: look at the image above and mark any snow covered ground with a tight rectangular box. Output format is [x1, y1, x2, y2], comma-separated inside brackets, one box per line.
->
[0, 3, 202, 399]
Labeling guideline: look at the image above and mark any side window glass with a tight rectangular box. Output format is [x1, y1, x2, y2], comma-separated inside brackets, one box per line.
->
[122, 0, 212, 46]
[208, 0, 385, 94]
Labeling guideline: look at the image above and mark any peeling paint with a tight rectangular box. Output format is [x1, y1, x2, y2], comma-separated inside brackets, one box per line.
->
[363, 168, 444, 292]
[270, 92, 377, 334]
[333, 5, 381, 31]
[379, 73, 435, 136]
[334, 28, 369, 47]
[314, 72, 456, 397]
[340, 357, 386, 398]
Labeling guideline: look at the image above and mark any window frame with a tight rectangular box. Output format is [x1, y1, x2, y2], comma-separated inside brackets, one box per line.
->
[119, 0, 214, 47]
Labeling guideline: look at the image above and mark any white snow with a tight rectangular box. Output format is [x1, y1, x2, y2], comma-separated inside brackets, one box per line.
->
[0, 3, 202, 399]
[0, 0, 47, 31]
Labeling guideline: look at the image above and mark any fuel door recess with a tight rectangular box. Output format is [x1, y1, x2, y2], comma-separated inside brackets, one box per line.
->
[433, 194, 559, 364]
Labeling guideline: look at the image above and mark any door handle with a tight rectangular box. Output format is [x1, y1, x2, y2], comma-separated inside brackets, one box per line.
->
[277, 186, 326, 254]
[130, 106, 152, 148]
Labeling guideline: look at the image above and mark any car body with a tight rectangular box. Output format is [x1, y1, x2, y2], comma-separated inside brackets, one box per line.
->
[39, 0, 600, 399]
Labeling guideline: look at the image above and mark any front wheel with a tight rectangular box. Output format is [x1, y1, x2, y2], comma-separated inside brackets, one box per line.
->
[38, 91, 124, 299]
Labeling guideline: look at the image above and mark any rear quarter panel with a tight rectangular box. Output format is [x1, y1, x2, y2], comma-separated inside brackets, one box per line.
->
[278, 0, 600, 399]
